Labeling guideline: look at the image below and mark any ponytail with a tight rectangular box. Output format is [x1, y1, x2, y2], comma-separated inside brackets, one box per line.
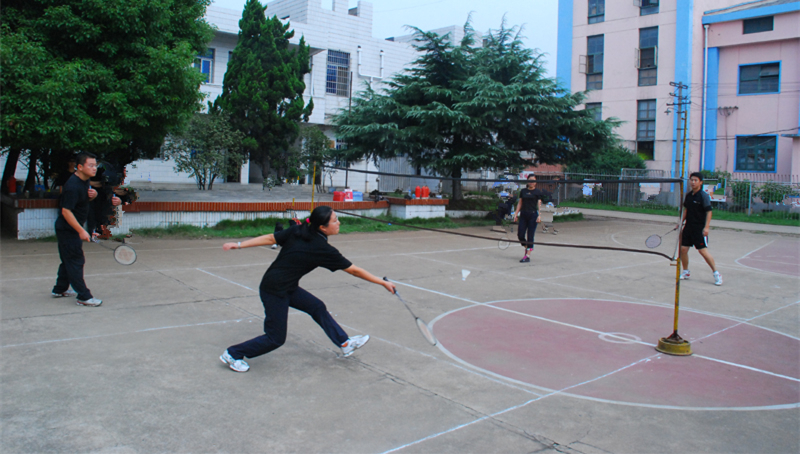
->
[293, 205, 334, 241]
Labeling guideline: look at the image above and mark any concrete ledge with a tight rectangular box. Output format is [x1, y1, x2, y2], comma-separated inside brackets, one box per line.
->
[385, 197, 449, 206]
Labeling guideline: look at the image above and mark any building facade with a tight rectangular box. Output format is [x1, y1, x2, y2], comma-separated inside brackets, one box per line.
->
[128, 0, 452, 192]
[557, 0, 800, 178]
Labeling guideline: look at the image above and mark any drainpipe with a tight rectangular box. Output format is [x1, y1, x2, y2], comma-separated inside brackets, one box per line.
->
[357, 46, 384, 81]
[701, 24, 709, 171]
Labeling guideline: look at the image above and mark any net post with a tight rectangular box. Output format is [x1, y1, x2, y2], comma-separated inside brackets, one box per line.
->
[657, 178, 692, 356]
[311, 163, 316, 210]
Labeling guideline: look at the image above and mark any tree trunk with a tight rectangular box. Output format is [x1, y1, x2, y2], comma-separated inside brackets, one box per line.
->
[1, 148, 22, 195]
[208, 174, 216, 190]
[40, 150, 51, 190]
[24, 149, 41, 193]
[451, 167, 463, 201]
[259, 155, 271, 181]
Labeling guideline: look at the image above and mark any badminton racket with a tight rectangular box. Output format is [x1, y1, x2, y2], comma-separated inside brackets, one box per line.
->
[498, 237, 511, 250]
[645, 226, 678, 249]
[383, 277, 437, 346]
[92, 237, 137, 265]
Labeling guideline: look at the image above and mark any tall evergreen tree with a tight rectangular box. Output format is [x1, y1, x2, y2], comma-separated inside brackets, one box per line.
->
[215, 0, 313, 181]
[334, 21, 620, 199]
[1, 0, 214, 192]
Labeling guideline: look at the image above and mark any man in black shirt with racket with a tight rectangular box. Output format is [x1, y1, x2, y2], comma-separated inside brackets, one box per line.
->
[678, 172, 722, 286]
[51, 153, 106, 306]
[513, 174, 550, 263]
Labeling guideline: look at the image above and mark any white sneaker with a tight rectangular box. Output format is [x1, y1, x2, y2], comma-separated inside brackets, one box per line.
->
[271, 244, 278, 249]
[76, 297, 102, 307]
[713, 271, 723, 286]
[680, 270, 690, 280]
[220, 350, 250, 372]
[340, 335, 370, 357]
[52, 290, 77, 298]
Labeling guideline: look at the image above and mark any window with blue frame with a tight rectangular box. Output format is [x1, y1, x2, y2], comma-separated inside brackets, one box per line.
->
[637, 27, 658, 86]
[193, 49, 215, 83]
[736, 136, 776, 171]
[739, 63, 779, 94]
[326, 50, 350, 96]
[638, 0, 658, 16]
[586, 103, 602, 121]
[586, 35, 604, 90]
[743, 16, 773, 34]
[588, 0, 604, 23]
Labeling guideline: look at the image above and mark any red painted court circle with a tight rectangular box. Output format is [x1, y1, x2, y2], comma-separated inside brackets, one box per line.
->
[433, 299, 800, 410]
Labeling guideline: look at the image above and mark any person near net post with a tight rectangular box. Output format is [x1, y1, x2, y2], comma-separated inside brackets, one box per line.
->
[87, 162, 122, 238]
[493, 193, 516, 226]
[678, 172, 722, 286]
[513, 174, 550, 263]
[219, 206, 397, 373]
[51, 152, 106, 307]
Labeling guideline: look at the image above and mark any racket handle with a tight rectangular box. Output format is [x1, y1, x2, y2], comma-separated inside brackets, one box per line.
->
[383, 277, 388, 282]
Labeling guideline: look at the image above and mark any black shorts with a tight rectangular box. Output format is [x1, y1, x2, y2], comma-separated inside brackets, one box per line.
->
[681, 226, 708, 250]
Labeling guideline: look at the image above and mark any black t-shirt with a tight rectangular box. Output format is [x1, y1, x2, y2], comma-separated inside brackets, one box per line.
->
[260, 225, 353, 297]
[55, 174, 90, 235]
[683, 189, 712, 227]
[518, 188, 550, 213]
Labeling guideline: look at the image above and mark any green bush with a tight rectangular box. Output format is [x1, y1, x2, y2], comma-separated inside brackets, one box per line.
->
[755, 181, 798, 204]
[729, 180, 753, 209]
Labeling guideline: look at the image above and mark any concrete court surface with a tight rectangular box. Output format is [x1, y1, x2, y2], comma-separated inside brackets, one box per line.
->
[1, 217, 799, 453]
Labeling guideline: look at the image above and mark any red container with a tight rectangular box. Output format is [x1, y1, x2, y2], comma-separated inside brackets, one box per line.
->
[7, 178, 16, 194]
[415, 186, 421, 198]
[422, 186, 430, 198]
[333, 191, 345, 201]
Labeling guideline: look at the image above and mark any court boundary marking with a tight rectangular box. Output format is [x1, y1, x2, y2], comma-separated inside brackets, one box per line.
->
[392, 281, 800, 405]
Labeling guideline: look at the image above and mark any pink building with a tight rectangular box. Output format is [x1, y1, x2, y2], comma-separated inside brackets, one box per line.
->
[557, 0, 800, 178]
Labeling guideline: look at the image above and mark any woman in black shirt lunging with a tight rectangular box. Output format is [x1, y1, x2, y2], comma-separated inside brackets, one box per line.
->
[513, 174, 549, 263]
[220, 206, 396, 372]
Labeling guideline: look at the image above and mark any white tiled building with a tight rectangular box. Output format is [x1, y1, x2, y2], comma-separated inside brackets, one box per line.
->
[128, 0, 456, 192]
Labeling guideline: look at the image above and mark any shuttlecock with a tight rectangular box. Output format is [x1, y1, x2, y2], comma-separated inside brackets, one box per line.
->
[462, 269, 470, 281]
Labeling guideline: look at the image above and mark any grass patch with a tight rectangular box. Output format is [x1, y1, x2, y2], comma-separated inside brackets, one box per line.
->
[560, 201, 678, 217]
[35, 235, 58, 242]
[552, 213, 584, 223]
[131, 215, 497, 239]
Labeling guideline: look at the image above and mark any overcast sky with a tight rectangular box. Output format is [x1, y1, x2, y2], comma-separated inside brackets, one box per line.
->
[210, 0, 559, 75]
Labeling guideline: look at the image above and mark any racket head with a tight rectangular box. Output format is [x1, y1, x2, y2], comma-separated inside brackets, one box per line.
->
[416, 318, 438, 345]
[498, 238, 510, 250]
[113, 244, 137, 265]
[645, 234, 662, 249]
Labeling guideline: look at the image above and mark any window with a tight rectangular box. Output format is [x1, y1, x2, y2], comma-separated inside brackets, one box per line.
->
[743, 16, 773, 34]
[637, 141, 655, 160]
[637, 27, 658, 86]
[586, 103, 602, 121]
[193, 49, 215, 83]
[586, 35, 604, 90]
[736, 136, 776, 171]
[739, 63, 779, 94]
[326, 50, 350, 96]
[588, 0, 604, 23]
[637, 0, 659, 16]
[637, 99, 656, 160]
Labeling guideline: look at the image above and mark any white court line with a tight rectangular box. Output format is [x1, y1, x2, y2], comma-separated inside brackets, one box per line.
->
[381, 354, 659, 454]
[396, 282, 800, 384]
[337, 323, 545, 398]
[196, 268, 257, 293]
[2, 318, 253, 348]
[737, 239, 776, 261]
[737, 258, 798, 266]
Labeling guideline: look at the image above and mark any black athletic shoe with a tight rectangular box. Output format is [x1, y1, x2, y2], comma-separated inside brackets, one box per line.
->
[520, 257, 530, 263]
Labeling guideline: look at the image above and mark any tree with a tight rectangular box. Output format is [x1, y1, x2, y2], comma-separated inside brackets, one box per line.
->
[564, 145, 646, 174]
[215, 0, 313, 182]
[1, 0, 214, 192]
[333, 20, 619, 199]
[162, 111, 246, 190]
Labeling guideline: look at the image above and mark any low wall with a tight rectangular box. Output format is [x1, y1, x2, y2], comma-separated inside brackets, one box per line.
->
[385, 197, 449, 220]
[1, 198, 393, 239]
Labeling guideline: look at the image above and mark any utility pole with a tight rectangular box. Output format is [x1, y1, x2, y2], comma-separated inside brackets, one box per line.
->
[657, 81, 693, 356]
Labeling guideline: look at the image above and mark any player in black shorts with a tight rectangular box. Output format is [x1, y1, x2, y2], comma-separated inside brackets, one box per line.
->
[513, 174, 550, 263]
[678, 172, 722, 286]
[219, 206, 396, 372]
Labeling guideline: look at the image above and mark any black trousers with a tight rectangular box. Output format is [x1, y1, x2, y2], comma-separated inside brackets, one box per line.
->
[227, 287, 349, 360]
[517, 211, 538, 250]
[53, 232, 93, 300]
